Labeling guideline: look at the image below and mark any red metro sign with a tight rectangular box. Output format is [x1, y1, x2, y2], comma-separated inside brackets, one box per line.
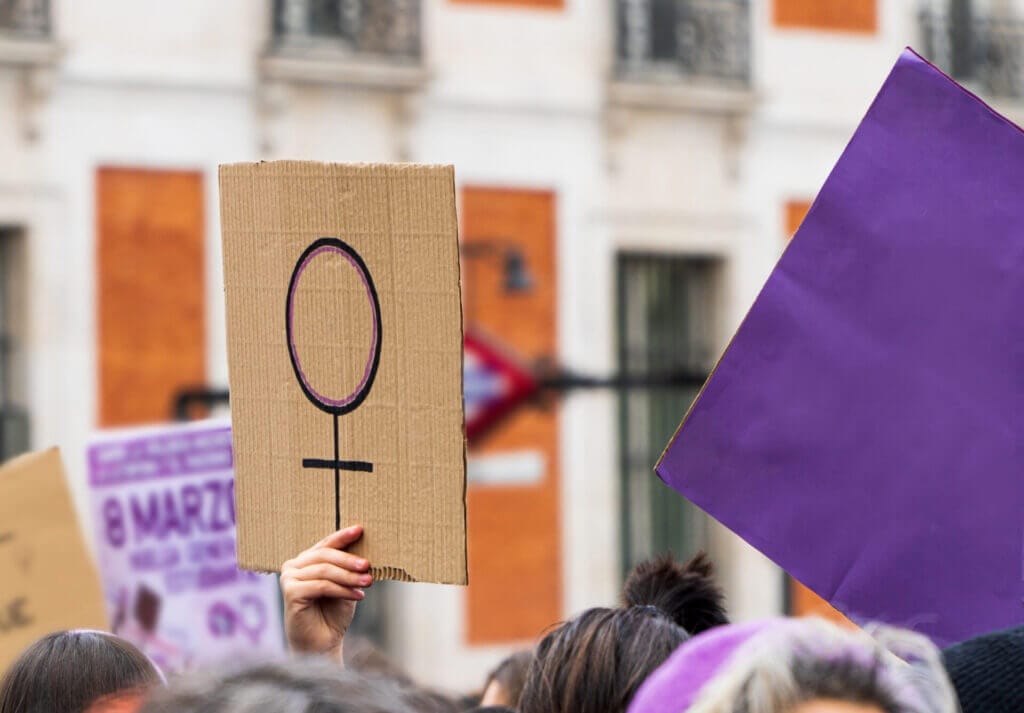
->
[463, 330, 538, 442]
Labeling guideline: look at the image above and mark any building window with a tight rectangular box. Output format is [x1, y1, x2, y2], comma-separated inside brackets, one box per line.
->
[269, 0, 421, 62]
[788, 577, 855, 627]
[773, 0, 876, 34]
[462, 187, 561, 645]
[0, 228, 29, 462]
[97, 168, 206, 427]
[920, 0, 1024, 100]
[617, 254, 717, 574]
[784, 199, 812, 241]
[0, 0, 50, 38]
[615, 0, 751, 86]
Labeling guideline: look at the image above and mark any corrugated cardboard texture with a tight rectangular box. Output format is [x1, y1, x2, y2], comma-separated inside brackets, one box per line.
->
[219, 162, 467, 585]
[0, 448, 109, 672]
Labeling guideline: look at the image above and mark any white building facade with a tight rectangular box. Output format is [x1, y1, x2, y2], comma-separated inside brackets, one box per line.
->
[0, 0, 1019, 691]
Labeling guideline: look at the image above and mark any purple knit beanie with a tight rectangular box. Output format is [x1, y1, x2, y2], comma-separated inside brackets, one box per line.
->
[627, 619, 788, 713]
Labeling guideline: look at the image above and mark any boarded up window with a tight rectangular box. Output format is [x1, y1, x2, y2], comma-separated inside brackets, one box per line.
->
[784, 198, 854, 628]
[773, 0, 876, 34]
[789, 578, 856, 628]
[97, 168, 206, 426]
[462, 187, 561, 644]
[785, 199, 812, 239]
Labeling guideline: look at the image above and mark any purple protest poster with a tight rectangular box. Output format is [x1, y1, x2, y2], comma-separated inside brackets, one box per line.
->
[657, 49, 1024, 645]
[88, 420, 284, 672]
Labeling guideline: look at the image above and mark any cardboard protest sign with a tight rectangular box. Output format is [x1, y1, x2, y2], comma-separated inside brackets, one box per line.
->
[0, 448, 108, 672]
[219, 162, 467, 584]
[87, 421, 284, 672]
[657, 49, 1024, 645]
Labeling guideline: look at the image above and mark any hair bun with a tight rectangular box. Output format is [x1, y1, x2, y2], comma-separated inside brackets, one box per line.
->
[622, 552, 728, 635]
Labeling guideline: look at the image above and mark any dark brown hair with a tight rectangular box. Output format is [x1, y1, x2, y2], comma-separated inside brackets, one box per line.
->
[0, 630, 162, 713]
[622, 553, 727, 634]
[519, 553, 727, 713]
[482, 651, 533, 708]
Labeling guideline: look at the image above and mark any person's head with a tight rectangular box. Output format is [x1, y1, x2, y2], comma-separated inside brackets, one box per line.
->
[345, 637, 460, 712]
[0, 629, 162, 713]
[480, 651, 532, 708]
[139, 658, 418, 713]
[519, 552, 727, 713]
[455, 694, 482, 711]
[684, 619, 958, 713]
[942, 624, 1024, 713]
[403, 687, 461, 713]
[345, 637, 416, 689]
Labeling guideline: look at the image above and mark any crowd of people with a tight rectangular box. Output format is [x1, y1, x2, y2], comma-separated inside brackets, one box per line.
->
[1, 524, 1019, 713]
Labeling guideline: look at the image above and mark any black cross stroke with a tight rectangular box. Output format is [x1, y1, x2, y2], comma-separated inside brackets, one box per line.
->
[302, 413, 373, 530]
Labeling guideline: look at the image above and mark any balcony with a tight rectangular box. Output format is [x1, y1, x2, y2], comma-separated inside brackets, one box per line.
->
[262, 0, 426, 91]
[0, 0, 58, 67]
[919, 5, 1024, 102]
[611, 0, 754, 114]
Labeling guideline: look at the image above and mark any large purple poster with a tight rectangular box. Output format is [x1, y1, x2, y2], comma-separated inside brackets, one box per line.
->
[88, 420, 284, 671]
[657, 49, 1024, 645]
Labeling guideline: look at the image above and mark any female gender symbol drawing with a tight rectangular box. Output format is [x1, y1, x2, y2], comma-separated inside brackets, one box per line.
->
[286, 237, 382, 530]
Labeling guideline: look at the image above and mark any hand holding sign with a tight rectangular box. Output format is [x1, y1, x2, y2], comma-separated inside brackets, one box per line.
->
[280, 525, 372, 662]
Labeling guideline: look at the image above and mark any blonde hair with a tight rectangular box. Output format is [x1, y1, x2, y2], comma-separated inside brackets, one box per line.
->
[686, 618, 958, 713]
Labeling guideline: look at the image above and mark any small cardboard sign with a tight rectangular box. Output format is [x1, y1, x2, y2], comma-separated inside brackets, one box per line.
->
[657, 49, 1024, 645]
[87, 421, 285, 672]
[219, 161, 467, 585]
[0, 448, 108, 672]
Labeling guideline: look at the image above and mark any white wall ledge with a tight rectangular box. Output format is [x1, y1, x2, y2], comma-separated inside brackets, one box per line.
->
[0, 35, 60, 68]
[261, 51, 427, 92]
[608, 78, 757, 116]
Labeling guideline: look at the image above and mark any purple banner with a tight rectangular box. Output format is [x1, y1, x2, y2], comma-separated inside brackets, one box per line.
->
[89, 427, 233, 486]
[87, 421, 283, 672]
[657, 49, 1024, 645]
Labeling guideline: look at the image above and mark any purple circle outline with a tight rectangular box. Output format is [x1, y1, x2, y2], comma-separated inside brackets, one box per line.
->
[286, 244, 379, 409]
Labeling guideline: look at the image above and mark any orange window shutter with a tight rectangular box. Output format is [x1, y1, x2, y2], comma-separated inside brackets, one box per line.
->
[773, 0, 877, 34]
[462, 187, 562, 644]
[97, 168, 206, 427]
[784, 198, 854, 630]
[785, 199, 813, 241]
[789, 578, 856, 629]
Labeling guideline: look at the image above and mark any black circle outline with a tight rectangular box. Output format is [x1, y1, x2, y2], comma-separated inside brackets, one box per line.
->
[285, 237, 382, 416]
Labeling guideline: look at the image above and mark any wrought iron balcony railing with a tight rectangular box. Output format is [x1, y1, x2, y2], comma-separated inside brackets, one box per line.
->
[920, 6, 1024, 100]
[615, 0, 751, 87]
[0, 0, 49, 38]
[270, 0, 421, 64]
